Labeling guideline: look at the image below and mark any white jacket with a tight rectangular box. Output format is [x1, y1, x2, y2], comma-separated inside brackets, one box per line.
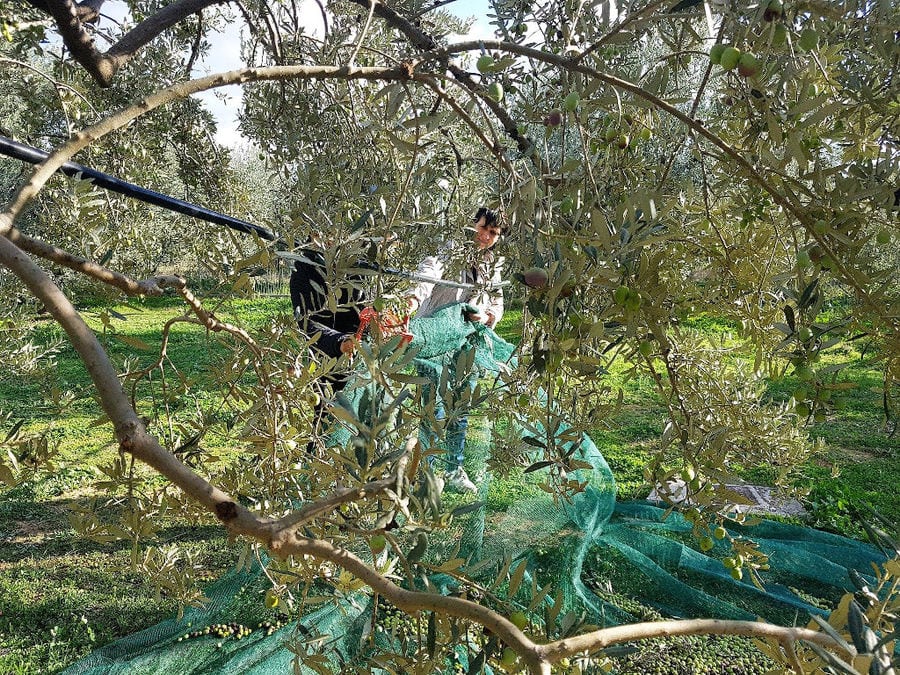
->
[409, 243, 504, 327]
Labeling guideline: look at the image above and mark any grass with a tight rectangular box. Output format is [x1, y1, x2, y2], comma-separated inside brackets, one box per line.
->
[1, 295, 897, 673]
[1, 295, 284, 673]
[0, 471, 235, 673]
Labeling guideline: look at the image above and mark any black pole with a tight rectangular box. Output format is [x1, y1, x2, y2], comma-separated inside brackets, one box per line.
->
[0, 134, 281, 244]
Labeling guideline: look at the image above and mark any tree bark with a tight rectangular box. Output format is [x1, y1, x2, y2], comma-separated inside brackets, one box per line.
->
[40, 0, 230, 86]
[25, 0, 104, 24]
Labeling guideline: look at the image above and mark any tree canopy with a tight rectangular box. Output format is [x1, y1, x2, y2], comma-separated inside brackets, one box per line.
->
[0, 0, 898, 672]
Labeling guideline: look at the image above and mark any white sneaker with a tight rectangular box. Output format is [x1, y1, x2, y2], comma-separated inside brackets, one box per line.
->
[444, 467, 477, 494]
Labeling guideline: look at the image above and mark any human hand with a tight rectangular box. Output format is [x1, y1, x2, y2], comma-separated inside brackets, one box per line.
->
[340, 337, 357, 355]
[464, 310, 484, 323]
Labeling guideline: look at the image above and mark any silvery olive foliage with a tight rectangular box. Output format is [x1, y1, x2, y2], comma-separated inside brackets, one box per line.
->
[1, 0, 898, 672]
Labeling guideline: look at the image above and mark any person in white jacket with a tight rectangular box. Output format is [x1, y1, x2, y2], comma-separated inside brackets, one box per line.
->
[407, 207, 506, 493]
[407, 207, 506, 326]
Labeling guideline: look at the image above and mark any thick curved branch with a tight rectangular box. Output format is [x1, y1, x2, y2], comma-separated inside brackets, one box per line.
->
[237, 524, 854, 674]
[258, 533, 549, 673]
[40, 0, 229, 86]
[41, 0, 117, 84]
[536, 618, 855, 666]
[0, 64, 411, 229]
[0, 234, 263, 531]
[6, 227, 171, 295]
[106, 0, 226, 70]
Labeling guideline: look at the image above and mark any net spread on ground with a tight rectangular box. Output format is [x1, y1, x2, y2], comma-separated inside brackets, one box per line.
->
[64, 303, 887, 674]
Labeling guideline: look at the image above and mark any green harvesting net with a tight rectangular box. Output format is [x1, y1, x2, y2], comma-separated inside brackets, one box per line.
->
[64, 303, 887, 674]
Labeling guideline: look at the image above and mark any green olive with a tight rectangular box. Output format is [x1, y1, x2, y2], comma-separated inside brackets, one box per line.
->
[476, 55, 495, 73]
[798, 28, 819, 51]
[720, 47, 741, 71]
[509, 610, 528, 630]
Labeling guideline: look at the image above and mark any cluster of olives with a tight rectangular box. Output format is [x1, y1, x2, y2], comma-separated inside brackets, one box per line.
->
[580, 581, 667, 622]
[596, 114, 651, 150]
[544, 95, 653, 151]
[375, 604, 419, 638]
[788, 344, 839, 421]
[175, 617, 289, 647]
[257, 619, 286, 636]
[476, 55, 505, 101]
[541, 91, 582, 128]
[611, 633, 775, 674]
[177, 621, 246, 644]
[709, 44, 760, 78]
[792, 378, 834, 422]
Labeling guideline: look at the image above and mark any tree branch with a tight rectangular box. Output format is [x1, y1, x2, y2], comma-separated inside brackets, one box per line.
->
[26, 0, 103, 24]
[6, 226, 172, 296]
[232, 521, 855, 673]
[0, 63, 412, 229]
[255, 532, 550, 673]
[269, 435, 416, 536]
[536, 618, 856, 666]
[41, 0, 229, 86]
[345, 0, 437, 51]
[345, 0, 547, 173]
[574, 0, 672, 64]
[175, 282, 262, 358]
[42, 0, 117, 85]
[421, 78, 508, 171]
[0, 234, 263, 532]
[105, 0, 226, 72]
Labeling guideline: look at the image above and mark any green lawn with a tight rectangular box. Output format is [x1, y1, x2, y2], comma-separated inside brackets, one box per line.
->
[1, 295, 896, 673]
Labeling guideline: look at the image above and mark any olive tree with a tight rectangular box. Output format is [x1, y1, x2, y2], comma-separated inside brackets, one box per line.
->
[1, 0, 898, 673]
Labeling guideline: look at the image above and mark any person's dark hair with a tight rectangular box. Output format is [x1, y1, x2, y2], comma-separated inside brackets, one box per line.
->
[473, 206, 508, 234]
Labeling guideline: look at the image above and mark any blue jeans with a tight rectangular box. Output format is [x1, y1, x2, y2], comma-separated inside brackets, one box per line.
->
[436, 404, 468, 469]
[421, 367, 476, 471]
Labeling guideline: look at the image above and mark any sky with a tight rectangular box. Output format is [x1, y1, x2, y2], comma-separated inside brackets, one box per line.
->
[106, 0, 494, 147]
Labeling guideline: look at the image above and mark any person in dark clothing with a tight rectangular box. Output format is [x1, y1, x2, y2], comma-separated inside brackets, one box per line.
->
[289, 249, 364, 390]
[290, 248, 367, 453]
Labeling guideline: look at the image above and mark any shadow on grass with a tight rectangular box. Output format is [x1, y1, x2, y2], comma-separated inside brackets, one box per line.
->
[0, 492, 242, 674]
[0, 491, 233, 565]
